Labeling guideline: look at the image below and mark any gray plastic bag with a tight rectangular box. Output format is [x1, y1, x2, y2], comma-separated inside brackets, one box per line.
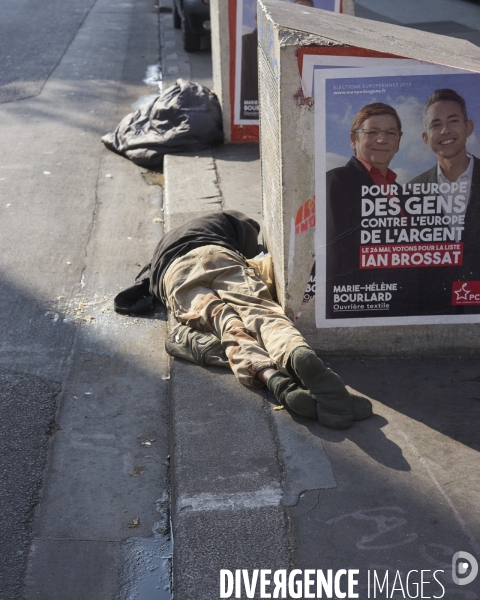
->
[102, 79, 224, 167]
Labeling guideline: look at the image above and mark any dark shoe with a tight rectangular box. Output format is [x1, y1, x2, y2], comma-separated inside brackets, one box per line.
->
[267, 372, 318, 419]
[289, 347, 353, 429]
[272, 381, 373, 422]
[346, 386, 373, 421]
[267, 372, 352, 429]
[165, 324, 230, 368]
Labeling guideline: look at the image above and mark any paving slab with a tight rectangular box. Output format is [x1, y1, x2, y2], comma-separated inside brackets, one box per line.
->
[170, 361, 291, 598]
[289, 356, 480, 597]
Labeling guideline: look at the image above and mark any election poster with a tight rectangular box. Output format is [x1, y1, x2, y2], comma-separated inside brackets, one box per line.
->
[234, 0, 259, 126]
[231, 0, 344, 140]
[314, 64, 480, 327]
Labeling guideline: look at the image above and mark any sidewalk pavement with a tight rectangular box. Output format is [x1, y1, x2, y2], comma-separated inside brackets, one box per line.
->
[163, 150, 480, 599]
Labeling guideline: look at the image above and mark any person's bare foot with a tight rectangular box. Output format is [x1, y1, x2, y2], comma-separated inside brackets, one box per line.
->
[257, 367, 278, 386]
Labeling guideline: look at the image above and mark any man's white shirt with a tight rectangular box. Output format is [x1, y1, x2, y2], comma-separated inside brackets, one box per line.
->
[437, 153, 474, 214]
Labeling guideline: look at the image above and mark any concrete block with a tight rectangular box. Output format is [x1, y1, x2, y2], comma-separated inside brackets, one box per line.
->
[210, 0, 260, 143]
[164, 148, 293, 599]
[170, 361, 282, 504]
[258, 0, 480, 355]
[164, 151, 222, 231]
[169, 337, 291, 600]
[342, 0, 355, 16]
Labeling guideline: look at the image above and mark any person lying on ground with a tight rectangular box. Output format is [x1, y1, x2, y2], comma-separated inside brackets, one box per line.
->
[141, 210, 373, 429]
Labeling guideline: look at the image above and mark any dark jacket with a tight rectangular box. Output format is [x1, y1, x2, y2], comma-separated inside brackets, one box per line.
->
[114, 211, 260, 314]
[326, 156, 416, 319]
[409, 156, 480, 315]
[149, 211, 260, 302]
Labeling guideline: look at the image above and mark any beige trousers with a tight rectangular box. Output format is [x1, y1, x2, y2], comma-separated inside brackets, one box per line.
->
[163, 245, 308, 388]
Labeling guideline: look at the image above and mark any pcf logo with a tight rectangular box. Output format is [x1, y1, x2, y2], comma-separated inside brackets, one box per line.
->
[451, 281, 480, 305]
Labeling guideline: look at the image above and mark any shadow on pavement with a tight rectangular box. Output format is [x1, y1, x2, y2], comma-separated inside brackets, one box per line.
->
[328, 356, 480, 453]
[0, 271, 170, 600]
[299, 413, 412, 472]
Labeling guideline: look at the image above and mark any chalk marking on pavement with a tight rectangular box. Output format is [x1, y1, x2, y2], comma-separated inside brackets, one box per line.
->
[398, 429, 480, 556]
[177, 487, 283, 512]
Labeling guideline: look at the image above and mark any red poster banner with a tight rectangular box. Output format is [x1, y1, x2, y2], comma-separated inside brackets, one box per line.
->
[360, 243, 464, 269]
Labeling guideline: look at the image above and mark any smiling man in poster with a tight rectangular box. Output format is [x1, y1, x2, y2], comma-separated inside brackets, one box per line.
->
[409, 88, 480, 314]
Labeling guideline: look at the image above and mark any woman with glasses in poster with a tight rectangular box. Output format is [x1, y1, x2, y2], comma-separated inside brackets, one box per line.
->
[325, 102, 417, 319]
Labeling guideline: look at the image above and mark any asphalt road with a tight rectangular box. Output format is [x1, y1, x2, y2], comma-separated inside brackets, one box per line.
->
[0, 0, 98, 104]
[0, 0, 170, 597]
